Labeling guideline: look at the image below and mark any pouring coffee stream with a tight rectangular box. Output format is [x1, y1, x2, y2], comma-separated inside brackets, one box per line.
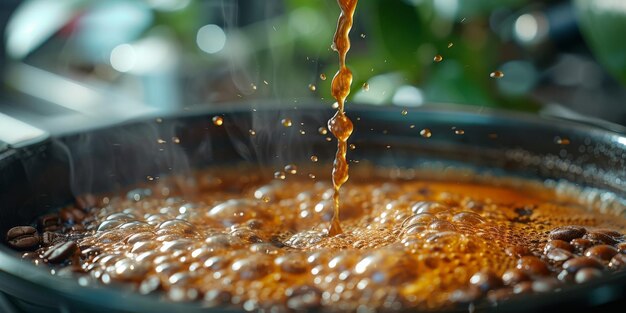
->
[327, 0, 358, 236]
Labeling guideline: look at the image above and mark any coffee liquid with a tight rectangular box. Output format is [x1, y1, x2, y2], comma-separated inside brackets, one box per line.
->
[328, 0, 358, 236]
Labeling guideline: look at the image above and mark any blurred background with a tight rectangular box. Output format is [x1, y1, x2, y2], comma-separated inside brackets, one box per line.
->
[0, 0, 625, 138]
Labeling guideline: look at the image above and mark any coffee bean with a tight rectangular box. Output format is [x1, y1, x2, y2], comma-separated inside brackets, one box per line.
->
[285, 285, 322, 310]
[505, 246, 532, 258]
[43, 241, 78, 263]
[549, 226, 586, 241]
[532, 278, 559, 293]
[39, 214, 61, 232]
[584, 245, 618, 261]
[608, 254, 626, 270]
[546, 248, 574, 262]
[543, 240, 573, 254]
[570, 238, 594, 254]
[60, 207, 86, 223]
[584, 231, 619, 245]
[204, 290, 232, 307]
[512, 281, 533, 294]
[449, 287, 481, 303]
[575, 268, 602, 284]
[6, 226, 40, 250]
[502, 269, 529, 286]
[469, 270, 503, 293]
[562, 256, 604, 274]
[41, 232, 61, 246]
[517, 256, 549, 276]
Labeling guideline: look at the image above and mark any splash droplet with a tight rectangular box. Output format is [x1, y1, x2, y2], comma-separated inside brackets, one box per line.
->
[454, 129, 465, 135]
[490, 71, 504, 78]
[281, 118, 293, 127]
[434, 54, 443, 62]
[420, 128, 432, 138]
[274, 171, 286, 180]
[318, 127, 328, 135]
[308, 84, 317, 91]
[212, 116, 224, 126]
[447, 42, 454, 48]
[172, 137, 181, 144]
[320, 74, 327, 81]
[401, 109, 408, 116]
[310, 155, 319, 162]
[332, 102, 339, 109]
[249, 129, 256, 136]
[284, 164, 298, 175]
[362, 83, 370, 91]
[349, 144, 356, 150]
[410, 124, 416, 129]
[157, 139, 166, 144]
[299, 130, 306, 135]
[251, 83, 257, 90]
[308, 173, 316, 179]
[360, 33, 366, 38]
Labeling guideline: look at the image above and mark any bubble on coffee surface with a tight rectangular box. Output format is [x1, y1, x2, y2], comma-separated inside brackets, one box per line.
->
[13, 165, 626, 312]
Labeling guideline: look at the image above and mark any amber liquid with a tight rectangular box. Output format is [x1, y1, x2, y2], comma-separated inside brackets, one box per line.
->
[328, 0, 358, 236]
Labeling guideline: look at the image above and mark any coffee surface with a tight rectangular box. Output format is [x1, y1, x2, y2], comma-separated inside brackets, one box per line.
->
[9, 166, 626, 311]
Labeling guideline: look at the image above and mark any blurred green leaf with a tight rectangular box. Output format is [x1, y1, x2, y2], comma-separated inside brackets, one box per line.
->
[575, 0, 626, 85]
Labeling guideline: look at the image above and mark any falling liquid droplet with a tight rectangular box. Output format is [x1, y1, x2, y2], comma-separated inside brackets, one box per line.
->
[386, 145, 391, 149]
[410, 124, 416, 129]
[349, 144, 356, 150]
[274, 171, 286, 180]
[308, 84, 317, 91]
[448, 42, 454, 48]
[263, 80, 269, 85]
[420, 129, 432, 138]
[251, 83, 257, 90]
[401, 109, 408, 116]
[147, 176, 154, 181]
[360, 33, 366, 38]
[212, 116, 224, 126]
[172, 137, 181, 144]
[157, 139, 166, 144]
[320, 74, 327, 81]
[332, 102, 339, 109]
[249, 129, 256, 136]
[434, 55, 443, 62]
[490, 71, 504, 78]
[362, 83, 370, 91]
[281, 118, 293, 127]
[318, 127, 328, 135]
[310, 155, 318, 162]
[299, 130, 306, 135]
[325, 137, 332, 142]
[308, 173, 316, 179]
[284, 164, 298, 175]
[454, 129, 465, 135]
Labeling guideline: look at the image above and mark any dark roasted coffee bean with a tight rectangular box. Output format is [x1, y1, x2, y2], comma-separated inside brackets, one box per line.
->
[616, 242, 626, 253]
[593, 229, 623, 238]
[512, 281, 533, 294]
[517, 256, 549, 276]
[609, 254, 626, 270]
[532, 278, 559, 293]
[562, 256, 604, 274]
[584, 245, 618, 261]
[502, 269, 530, 286]
[570, 238, 594, 254]
[6, 226, 40, 250]
[41, 232, 62, 246]
[505, 245, 532, 258]
[584, 231, 619, 245]
[39, 214, 61, 232]
[43, 241, 78, 263]
[285, 285, 322, 310]
[469, 270, 503, 293]
[549, 226, 586, 241]
[546, 248, 574, 262]
[575, 268, 602, 284]
[204, 290, 232, 307]
[544, 240, 573, 253]
[486, 288, 512, 303]
[449, 287, 481, 303]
